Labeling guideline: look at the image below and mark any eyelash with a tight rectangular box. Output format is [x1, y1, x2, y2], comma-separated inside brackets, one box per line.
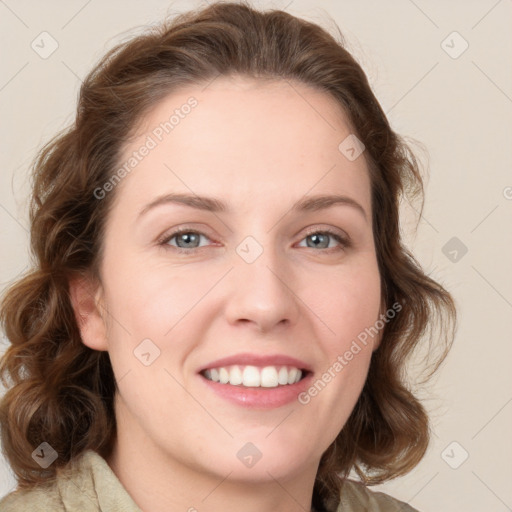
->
[158, 226, 351, 255]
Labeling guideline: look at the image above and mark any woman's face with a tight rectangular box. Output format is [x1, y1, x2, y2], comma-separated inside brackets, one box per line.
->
[77, 76, 382, 484]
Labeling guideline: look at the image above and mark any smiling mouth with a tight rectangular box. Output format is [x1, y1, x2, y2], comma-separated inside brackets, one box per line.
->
[200, 364, 309, 388]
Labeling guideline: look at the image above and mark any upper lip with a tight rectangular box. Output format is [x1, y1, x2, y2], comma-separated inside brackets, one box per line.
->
[198, 353, 312, 373]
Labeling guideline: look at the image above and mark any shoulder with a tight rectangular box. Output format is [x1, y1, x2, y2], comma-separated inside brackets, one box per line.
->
[0, 450, 140, 512]
[336, 479, 419, 512]
[0, 452, 93, 512]
[0, 481, 64, 511]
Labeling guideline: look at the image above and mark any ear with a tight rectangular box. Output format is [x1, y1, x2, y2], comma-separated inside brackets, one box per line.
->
[68, 274, 108, 351]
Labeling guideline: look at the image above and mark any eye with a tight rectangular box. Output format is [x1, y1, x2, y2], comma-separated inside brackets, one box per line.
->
[159, 228, 213, 253]
[297, 229, 350, 253]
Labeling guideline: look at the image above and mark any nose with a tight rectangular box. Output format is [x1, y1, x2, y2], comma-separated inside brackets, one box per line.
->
[223, 242, 301, 334]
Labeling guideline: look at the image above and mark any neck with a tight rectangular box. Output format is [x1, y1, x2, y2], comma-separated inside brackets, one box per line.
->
[107, 400, 320, 512]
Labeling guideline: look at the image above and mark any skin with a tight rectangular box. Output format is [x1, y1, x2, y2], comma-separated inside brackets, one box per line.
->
[70, 75, 383, 512]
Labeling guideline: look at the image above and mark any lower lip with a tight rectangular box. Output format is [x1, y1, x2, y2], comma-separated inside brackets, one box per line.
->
[198, 372, 313, 409]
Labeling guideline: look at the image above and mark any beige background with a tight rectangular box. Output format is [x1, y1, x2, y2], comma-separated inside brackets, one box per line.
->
[0, 0, 511, 510]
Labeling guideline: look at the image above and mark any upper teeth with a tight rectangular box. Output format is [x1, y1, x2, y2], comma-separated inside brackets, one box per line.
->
[203, 365, 303, 388]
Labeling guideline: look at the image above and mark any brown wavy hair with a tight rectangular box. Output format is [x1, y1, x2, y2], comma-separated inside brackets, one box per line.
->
[0, 0, 456, 507]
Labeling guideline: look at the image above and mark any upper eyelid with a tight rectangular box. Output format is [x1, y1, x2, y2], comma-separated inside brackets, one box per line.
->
[158, 226, 213, 245]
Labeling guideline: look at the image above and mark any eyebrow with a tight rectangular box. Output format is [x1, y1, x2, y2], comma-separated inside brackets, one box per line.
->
[138, 192, 368, 221]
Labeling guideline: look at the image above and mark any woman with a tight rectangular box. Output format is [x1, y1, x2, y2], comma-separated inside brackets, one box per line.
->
[0, 2, 456, 511]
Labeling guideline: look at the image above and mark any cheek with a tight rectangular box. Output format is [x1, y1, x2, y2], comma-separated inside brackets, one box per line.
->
[103, 258, 218, 338]
[98, 264, 212, 411]
[302, 260, 382, 346]
[296, 260, 380, 415]
[297, 273, 379, 451]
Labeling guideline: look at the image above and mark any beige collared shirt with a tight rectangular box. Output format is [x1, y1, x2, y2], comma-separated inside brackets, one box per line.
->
[0, 450, 419, 511]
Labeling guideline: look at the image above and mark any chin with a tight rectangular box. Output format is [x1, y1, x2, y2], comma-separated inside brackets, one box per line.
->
[202, 443, 315, 483]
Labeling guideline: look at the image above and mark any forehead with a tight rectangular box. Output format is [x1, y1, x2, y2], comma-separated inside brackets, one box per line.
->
[114, 75, 371, 216]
